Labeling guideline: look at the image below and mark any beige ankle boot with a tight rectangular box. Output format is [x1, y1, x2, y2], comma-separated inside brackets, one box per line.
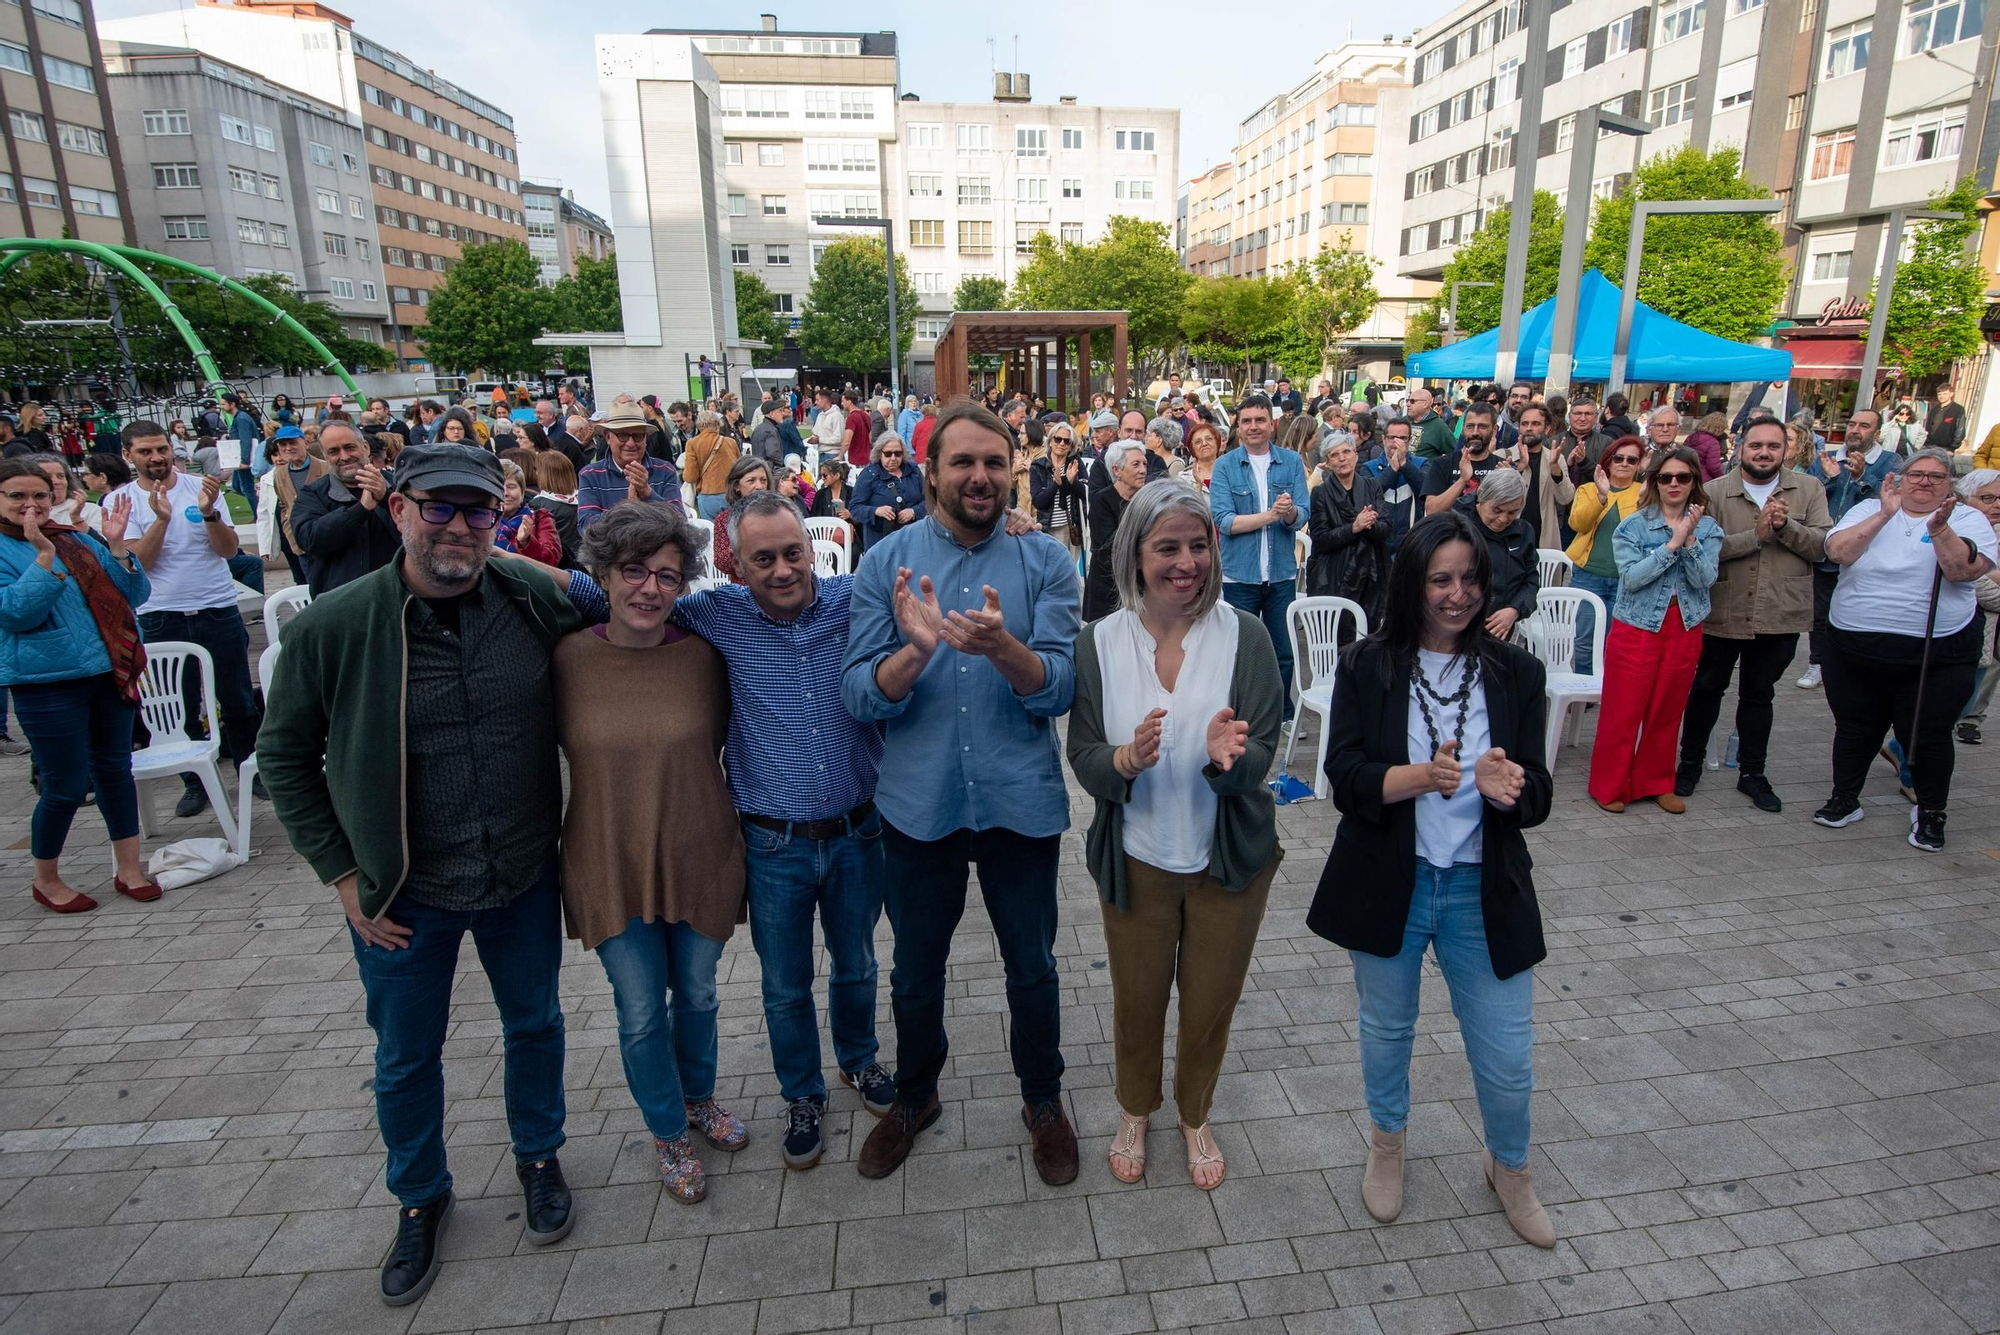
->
[1483, 1151, 1555, 1248]
[1361, 1127, 1405, 1223]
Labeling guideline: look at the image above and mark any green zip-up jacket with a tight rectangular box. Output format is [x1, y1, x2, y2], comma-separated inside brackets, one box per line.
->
[257, 555, 585, 920]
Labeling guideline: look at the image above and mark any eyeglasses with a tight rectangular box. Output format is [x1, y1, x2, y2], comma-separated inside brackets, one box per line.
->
[1654, 472, 1695, 485]
[616, 563, 685, 591]
[413, 499, 500, 529]
[1904, 470, 1951, 484]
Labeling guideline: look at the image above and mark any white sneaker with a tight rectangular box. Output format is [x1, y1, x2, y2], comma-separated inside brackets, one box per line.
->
[1795, 664, 1822, 690]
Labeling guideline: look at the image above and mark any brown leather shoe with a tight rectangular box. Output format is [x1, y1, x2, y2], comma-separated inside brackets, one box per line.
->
[856, 1097, 939, 1179]
[1023, 1099, 1078, 1186]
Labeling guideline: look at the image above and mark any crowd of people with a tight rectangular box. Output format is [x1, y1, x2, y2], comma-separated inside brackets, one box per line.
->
[0, 369, 1994, 1312]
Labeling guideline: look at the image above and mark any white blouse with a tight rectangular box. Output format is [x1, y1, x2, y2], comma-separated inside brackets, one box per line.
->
[1407, 648, 1491, 870]
[1098, 602, 1240, 874]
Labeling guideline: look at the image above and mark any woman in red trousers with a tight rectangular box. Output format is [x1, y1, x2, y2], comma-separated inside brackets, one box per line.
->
[1590, 447, 1721, 813]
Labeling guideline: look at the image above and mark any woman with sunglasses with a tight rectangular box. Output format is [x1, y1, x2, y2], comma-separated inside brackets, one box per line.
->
[1587, 448, 1721, 814]
[850, 434, 924, 555]
[1882, 403, 1929, 458]
[1812, 449, 1997, 850]
[1030, 423, 1085, 551]
[1563, 436, 1646, 676]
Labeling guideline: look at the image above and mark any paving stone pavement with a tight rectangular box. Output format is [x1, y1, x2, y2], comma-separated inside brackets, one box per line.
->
[0, 623, 1996, 1335]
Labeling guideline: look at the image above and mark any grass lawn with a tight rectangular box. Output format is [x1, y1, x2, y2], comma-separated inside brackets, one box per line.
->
[224, 492, 252, 524]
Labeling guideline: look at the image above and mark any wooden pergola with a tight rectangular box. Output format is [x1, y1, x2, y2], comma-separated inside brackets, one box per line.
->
[931, 310, 1129, 409]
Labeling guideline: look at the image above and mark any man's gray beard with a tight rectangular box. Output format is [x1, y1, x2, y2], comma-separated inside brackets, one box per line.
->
[409, 538, 485, 586]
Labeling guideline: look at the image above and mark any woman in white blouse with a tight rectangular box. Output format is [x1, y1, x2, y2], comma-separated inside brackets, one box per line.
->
[1066, 481, 1285, 1190]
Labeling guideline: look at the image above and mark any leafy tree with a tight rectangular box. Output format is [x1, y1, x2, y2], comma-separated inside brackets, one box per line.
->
[1582, 145, 1787, 343]
[546, 251, 622, 368]
[1283, 236, 1381, 380]
[1180, 276, 1297, 391]
[1010, 216, 1194, 373]
[1414, 190, 1565, 351]
[418, 239, 553, 376]
[732, 268, 786, 366]
[1880, 176, 1985, 380]
[954, 274, 1007, 311]
[798, 236, 920, 379]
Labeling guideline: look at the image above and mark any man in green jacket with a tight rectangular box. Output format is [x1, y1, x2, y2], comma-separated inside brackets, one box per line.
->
[258, 445, 609, 1308]
[1404, 386, 1456, 460]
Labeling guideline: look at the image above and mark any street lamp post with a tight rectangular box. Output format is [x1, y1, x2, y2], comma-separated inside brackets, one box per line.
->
[1609, 198, 1784, 395]
[1856, 208, 1964, 400]
[1546, 105, 1652, 397]
[1445, 280, 1495, 345]
[810, 214, 900, 403]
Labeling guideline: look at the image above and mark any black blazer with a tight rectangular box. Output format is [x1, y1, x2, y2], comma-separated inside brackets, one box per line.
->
[1305, 636, 1553, 979]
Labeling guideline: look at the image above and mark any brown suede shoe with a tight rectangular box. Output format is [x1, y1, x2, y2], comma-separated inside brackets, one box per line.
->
[1653, 793, 1686, 815]
[1023, 1099, 1079, 1186]
[856, 1097, 939, 1179]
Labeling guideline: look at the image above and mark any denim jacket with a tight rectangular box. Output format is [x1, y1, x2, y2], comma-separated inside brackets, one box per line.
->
[1610, 507, 1723, 631]
[1210, 445, 1309, 586]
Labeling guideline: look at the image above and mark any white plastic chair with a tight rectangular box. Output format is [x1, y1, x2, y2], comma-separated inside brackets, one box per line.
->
[1283, 596, 1368, 799]
[1536, 548, 1574, 589]
[262, 585, 311, 646]
[812, 537, 849, 576]
[1535, 587, 1607, 760]
[232, 755, 259, 860]
[257, 642, 281, 699]
[804, 516, 850, 553]
[132, 641, 238, 849]
[686, 515, 720, 581]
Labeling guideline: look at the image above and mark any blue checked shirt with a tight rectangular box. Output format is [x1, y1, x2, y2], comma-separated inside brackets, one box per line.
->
[840, 517, 1079, 841]
[673, 575, 881, 821]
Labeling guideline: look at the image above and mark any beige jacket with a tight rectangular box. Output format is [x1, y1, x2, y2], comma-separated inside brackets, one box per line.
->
[1703, 469, 1833, 639]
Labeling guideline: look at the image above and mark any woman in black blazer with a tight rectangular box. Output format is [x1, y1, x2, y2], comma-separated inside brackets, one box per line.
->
[1305, 511, 1557, 1250]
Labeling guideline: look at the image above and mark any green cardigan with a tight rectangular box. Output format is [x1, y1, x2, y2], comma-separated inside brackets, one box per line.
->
[1068, 605, 1285, 912]
[257, 556, 584, 920]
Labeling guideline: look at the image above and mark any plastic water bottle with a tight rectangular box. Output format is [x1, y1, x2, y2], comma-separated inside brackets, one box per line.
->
[1723, 731, 1740, 768]
[1705, 729, 1724, 770]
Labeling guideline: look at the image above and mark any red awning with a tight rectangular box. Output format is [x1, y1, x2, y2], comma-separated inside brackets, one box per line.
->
[1781, 337, 1897, 381]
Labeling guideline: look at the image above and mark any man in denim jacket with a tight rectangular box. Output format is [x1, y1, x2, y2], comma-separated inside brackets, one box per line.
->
[1210, 394, 1310, 719]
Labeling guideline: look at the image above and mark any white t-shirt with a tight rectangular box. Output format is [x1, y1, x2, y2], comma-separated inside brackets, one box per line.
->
[1242, 449, 1274, 583]
[117, 472, 239, 614]
[1098, 603, 1239, 874]
[1829, 500, 1998, 638]
[1740, 475, 1780, 509]
[1408, 648, 1491, 870]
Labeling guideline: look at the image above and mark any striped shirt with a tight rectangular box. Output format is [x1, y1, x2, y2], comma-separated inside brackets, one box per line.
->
[577, 455, 685, 529]
[672, 575, 881, 822]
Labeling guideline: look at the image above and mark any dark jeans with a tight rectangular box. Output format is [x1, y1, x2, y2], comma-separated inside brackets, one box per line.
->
[1222, 578, 1296, 719]
[231, 465, 258, 517]
[1807, 566, 1838, 666]
[227, 551, 265, 594]
[350, 865, 566, 1207]
[1821, 625, 1978, 810]
[10, 674, 140, 860]
[1678, 632, 1799, 777]
[137, 606, 261, 768]
[882, 821, 1062, 1109]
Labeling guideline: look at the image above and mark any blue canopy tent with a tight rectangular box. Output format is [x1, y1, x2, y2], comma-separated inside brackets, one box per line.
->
[1408, 269, 1792, 383]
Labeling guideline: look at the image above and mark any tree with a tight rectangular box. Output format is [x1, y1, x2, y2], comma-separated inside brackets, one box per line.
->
[954, 274, 1007, 311]
[1881, 176, 1985, 380]
[1582, 145, 1787, 344]
[1010, 216, 1194, 372]
[1179, 275, 1297, 391]
[1283, 236, 1381, 380]
[732, 268, 786, 366]
[547, 251, 622, 369]
[417, 239, 552, 376]
[798, 236, 921, 379]
[1414, 190, 1565, 351]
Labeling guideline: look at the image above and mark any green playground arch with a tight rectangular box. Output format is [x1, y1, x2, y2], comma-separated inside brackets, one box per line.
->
[0, 237, 361, 397]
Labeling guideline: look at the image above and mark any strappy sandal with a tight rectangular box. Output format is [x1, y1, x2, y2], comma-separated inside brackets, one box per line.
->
[1107, 1111, 1148, 1183]
[1179, 1121, 1225, 1191]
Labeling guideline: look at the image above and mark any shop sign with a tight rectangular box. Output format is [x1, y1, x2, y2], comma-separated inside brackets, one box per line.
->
[1818, 296, 1868, 325]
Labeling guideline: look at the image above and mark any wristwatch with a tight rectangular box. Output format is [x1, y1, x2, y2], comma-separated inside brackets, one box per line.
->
[202, 510, 225, 523]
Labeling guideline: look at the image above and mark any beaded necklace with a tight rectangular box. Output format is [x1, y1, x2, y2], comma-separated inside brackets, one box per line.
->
[1413, 650, 1479, 756]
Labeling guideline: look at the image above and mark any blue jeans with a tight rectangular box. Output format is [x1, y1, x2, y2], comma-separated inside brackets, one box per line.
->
[594, 915, 726, 1142]
[883, 821, 1063, 1109]
[351, 866, 566, 1207]
[136, 606, 261, 767]
[1222, 578, 1296, 720]
[10, 674, 140, 860]
[742, 812, 884, 1104]
[226, 551, 265, 594]
[231, 466, 258, 516]
[696, 493, 729, 521]
[1350, 863, 1534, 1169]
[1568, 569, 1620, 678]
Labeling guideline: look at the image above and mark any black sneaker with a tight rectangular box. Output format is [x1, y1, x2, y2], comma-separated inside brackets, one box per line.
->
[1673, 762, 1702, 798]
[782, 1096, 825, 1170]
[516, 1156, 574, 1245]
[1737, 773, 1782, 813]
[1958, 721, 1982, 745]
[1909, 806, 1947, 853]
[841, 1062, 896, 1117]
[173, 781, 209, 818]
[1812, 795, 1864, 828]
[380, 1192, 453, 1306]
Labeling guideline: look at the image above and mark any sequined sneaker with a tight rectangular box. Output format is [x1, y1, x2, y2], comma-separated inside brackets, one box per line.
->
[685, 1097, 748, 1152]
[655, 1134, 706, 1204]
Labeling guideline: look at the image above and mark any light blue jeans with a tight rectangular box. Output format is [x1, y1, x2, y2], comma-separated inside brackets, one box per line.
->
[1569, 568, 1620, 678]
[696, 493, 729, 521]
[594, 916, 726, 1143]
[1350, 862, 1534, 1169]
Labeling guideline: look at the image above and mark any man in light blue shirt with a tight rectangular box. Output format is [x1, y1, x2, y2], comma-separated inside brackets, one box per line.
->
[1210, 393, 1309, 719]
[841, 400, 1081, 1187]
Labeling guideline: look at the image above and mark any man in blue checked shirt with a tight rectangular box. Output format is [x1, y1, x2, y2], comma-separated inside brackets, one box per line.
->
[1210, 393, 1308, 721]
[840, 400, 1083, 1189]
[669, 491, 895, 1171]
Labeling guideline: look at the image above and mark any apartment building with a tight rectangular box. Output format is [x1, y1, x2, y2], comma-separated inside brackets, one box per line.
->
[1, 0, 129, 246]
[1182, 160, 1234, 276]
[101, 41, 387, 341]
[100, 0, 524, 370]
[522, 181, 614, 287]
[890, 75, 1180, 375]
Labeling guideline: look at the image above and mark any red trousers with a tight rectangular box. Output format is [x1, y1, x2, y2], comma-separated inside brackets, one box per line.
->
[1589, 601, 1702, 805]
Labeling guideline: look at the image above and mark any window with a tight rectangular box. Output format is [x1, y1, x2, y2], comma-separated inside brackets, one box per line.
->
[272, 224, 289, 247]
[65, 186, 118, 218]
[958, 220, 993, 254]
[1811, 247, 1852, 281]
[727, 193, 747, 216]
[1720, 88, 1753, 110]
[342, 152, 359, 173]
[731, 243, 750, 265]
[1659, 0, 1706, 43]
[1331, 202, 1369, 224]
[1060, 221, 1084, 244]
[237, 218, 268, 244]
[1061, 177, 1083, 199]
[915, 316, 950, 340]
[1413, 165, 1437, 195]
[1496, 57, 1522, 104]
[350, 195, 364, 219]
[1016, 127, 1047, 157]
[724, 141, 744, 165]
[361, 281, 378, 301]
[1417, 106, 1441, 139]
[1017, 177, 1048, 203]
[153, 162, 199, 189]
[142, 108, 191, 136]
[1648, 80, 1697, 128]
[1014, 222, 1045, 255]
[909, 219, 944, 247]
[325, 233, 348, 257]
[958, 175, 992, 204]
[762, 194, 787, 215]
[1606, 13, 1637, 56]
[1809, 126, 1857, 179]
[1824, 19, 1872, 75]
[328, 278, 356, 299]
[908, 122, 942, 148]
[162, 216, 208, 240]
[1326, 154, 1371, 174]
[721, 86, 787, 119]
[220, 115, 254, 145]
[806, 141, 875, 174]
[1882, 104, 1967, 166]
[0, 41, 27, 75]
[42, 55, 94, 92]
[807, 190, 878, 218]
[1732, 0, 1765, 12]
[1556, 115, 1576, 153]
[766, 244, 791, 266]
[1904, 0, 1982, 52]
[772, 293, 794, 315]
[264, 174, 282, 199]
[254, 124, 276, 151]
[7, 109, 45, 142]
[227, 166, 258, 194]
[840, 91, 873, 119]
[908, 173, 942, 197]
[316, 187, 341, 213]
[803, 90, 837, 119]
[21, 176, 58, 208]
[759, 143, 784, 166]
[386, 249, 407, 268]
[31, 0, 84, 24]
[1563, 36, 1588, 78]
[355, 238, 370, 261]
[1113, 179, 1156, 201]
[1115, 128, 1156, 151]
[913, 270, 947, 294]
[1061, 127, 1084, 150]
[955, 123, 991, 154]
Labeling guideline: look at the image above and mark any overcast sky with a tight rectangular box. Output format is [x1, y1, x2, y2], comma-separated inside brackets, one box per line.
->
[99, 0, 1457, 217]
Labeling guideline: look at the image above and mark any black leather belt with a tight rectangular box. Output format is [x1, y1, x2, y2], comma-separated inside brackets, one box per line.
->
[743, 800, 876, 842]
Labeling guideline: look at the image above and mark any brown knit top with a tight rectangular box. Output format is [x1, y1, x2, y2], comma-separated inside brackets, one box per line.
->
[552, 627, 746, 950]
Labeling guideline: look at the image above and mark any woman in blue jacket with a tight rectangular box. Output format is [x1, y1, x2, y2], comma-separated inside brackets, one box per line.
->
[0, 458, 156, 913]
[850, 433, 926, 554]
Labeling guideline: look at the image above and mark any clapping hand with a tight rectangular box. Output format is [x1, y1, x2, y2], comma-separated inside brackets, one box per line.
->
[1206, 707, 1250, 772]
[1457, 447, 1473, 485]
[1879, 474, 1904, 517]
[1474, 747, 1525, 807]
[1427, 739, 1463, 797]
[197, 473, 222, 515]
[1754, 497, 1789, 542]
[1352, 505, 1378, 532]
[1272, 491, 1296, 524]
[942, 585, 1011, 658]
[891, 567, 945, 658]
[1124, 707, 1167, 776]
[355, 464, 388, 509]
[1926, 495, 1959, 539]
[1670, 503, 1705, 548]
[147, 480, 173, 522]
[1593, 463, 1612, 502]
[100, 493, 132, 548]
[622, 460, 653, 501]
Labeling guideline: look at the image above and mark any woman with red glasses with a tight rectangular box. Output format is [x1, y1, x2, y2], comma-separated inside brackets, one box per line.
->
[1588, 447, 1721, 814]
